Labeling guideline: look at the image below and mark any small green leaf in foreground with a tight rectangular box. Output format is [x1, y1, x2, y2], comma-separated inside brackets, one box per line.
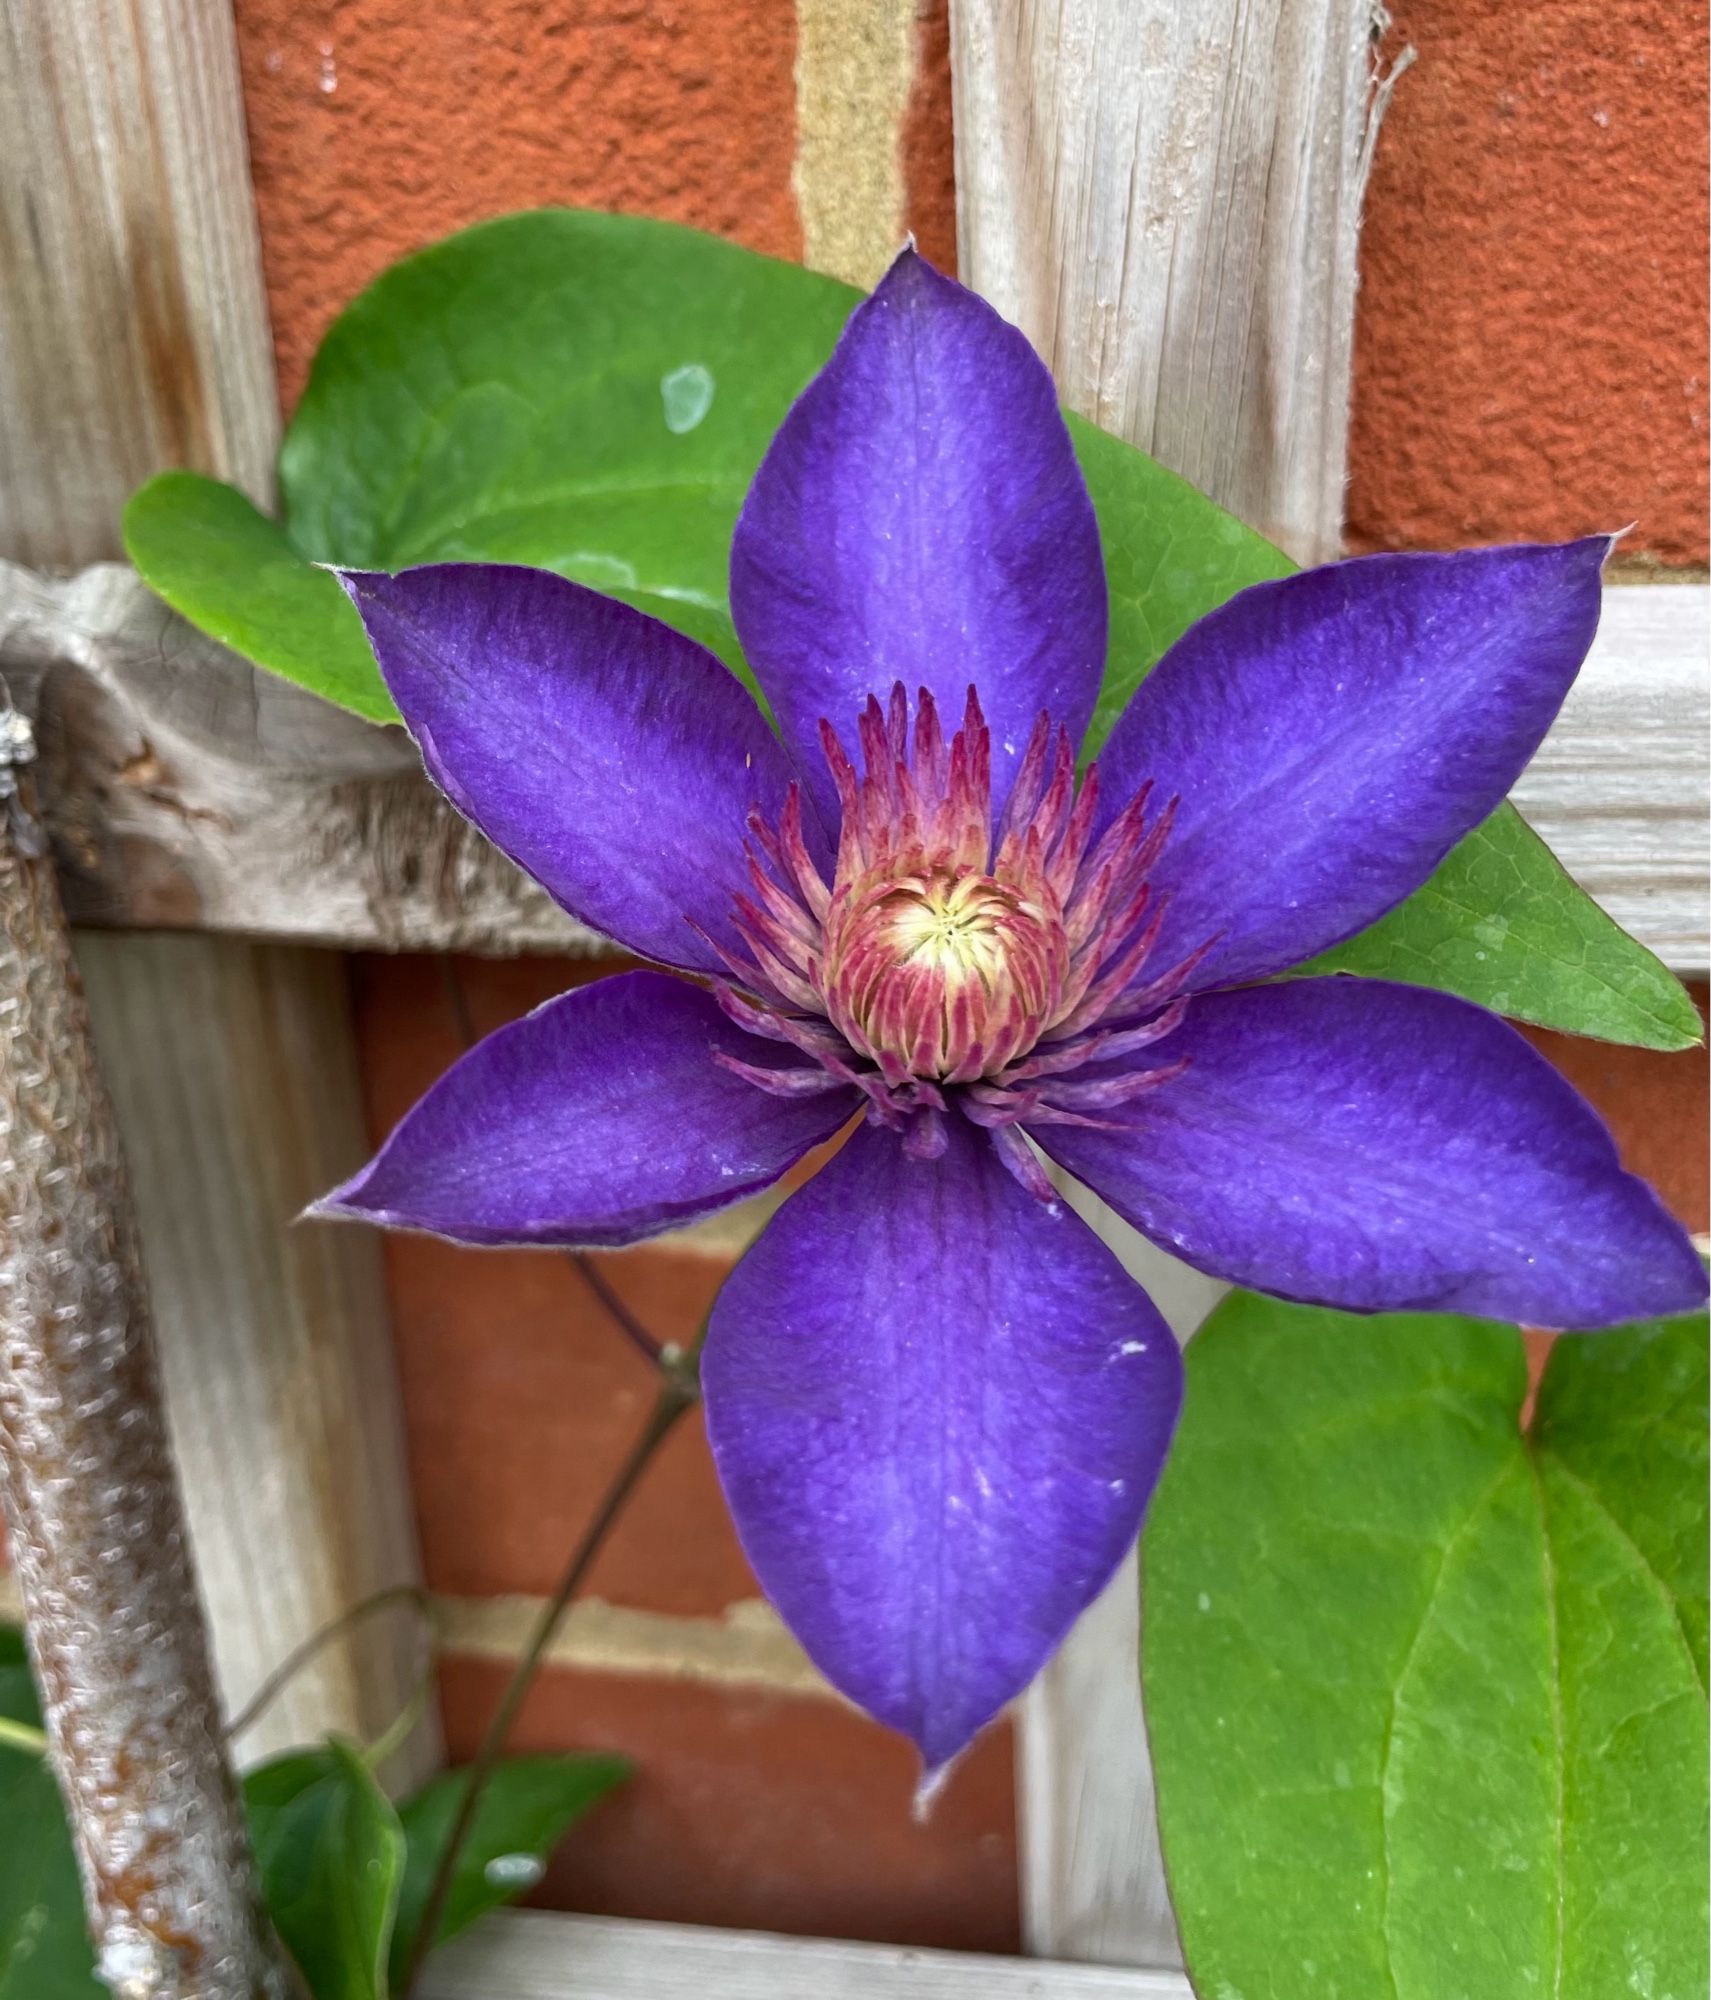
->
[1141, 1292, 1708, 2000]
[0, 1629, 104, 2000]
[245, 1741, 404, 2000]
[123, 473, 392, 723]
[389, 1751, 628, 1982]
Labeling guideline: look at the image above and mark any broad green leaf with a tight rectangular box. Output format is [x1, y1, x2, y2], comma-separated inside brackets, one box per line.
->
[1141, 1294, 1709, 2000]
[1533, 1305, 1708, 1690]
[1066, 415, 1296, 755]
[1300, 805, 1705, 1050]
[389, 1752, 627, 1982]
[121, 207, 1696, 1048]
[0, 1631, 104, 2000]
[245, 1742, 404, 2000]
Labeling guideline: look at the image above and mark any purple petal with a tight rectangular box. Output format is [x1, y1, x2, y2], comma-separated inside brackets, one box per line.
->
[337, 563, 806, 976]
[730, 250, 1107, 825]
[1093, 540, 1611, 989]
[316, 970, 857, 1247]
[1036, 977, 1707, 1331]
[702, 1112, 1181, 1773]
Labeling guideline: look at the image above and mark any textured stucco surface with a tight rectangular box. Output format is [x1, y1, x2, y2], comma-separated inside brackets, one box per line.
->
[233, 0, 803, 410]
[1351, 0, 1708, 565]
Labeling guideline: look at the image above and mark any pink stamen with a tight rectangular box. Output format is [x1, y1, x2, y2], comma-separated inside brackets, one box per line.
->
[713, 685, 1203, 1147]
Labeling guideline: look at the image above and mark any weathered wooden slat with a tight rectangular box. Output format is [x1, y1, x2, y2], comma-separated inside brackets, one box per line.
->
[420, 1910, 1194, 2000]
[0, 560, 1702, 969]
[1504, 583, 1709, 969]
[0, 0, 438, 1787]
[953, 0, 1408, 569]
[0, 561, 595, 955]
[949, 0, 1406, 1968]
[0, 0, 279, 566]
[72, 933, 432, 1779]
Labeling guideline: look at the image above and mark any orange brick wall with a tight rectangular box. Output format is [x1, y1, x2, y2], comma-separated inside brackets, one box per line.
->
[233, 0, 1708, 564]
[1351, 0, 1709, 568]
[232, 0, 1707, 1951]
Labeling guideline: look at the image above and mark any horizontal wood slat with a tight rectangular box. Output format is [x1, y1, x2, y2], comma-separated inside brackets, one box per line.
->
[420, 1910, 1193, 1999]
[0, 562, 596, 954]
[1, 561, 1703, 967]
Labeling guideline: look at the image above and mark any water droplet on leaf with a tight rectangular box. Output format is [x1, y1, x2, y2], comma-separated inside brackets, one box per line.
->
[485, 1852, 547, 1889]
[662, 363, 716, 434]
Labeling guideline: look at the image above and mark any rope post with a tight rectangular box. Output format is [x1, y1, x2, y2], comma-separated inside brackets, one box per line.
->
[0, 706, 290, 2000]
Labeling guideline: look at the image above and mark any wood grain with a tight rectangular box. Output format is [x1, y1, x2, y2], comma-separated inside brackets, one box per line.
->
[0, 560, 595, 955]
[74, 933, 432, 1780]
[0, 0, 279, 567]
[0, 0, 438, 1791]
[953, 0, 1407, 567]
[420, 1909, 1194, 2000]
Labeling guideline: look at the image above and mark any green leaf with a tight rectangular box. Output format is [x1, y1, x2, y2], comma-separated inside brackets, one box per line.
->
[1141, 1294, 1709, 2000]
[121, 206, 1696, 1048]
[0, 1626, 37, 1730]
[390, 1752, 627, 1981]
[245, 1742, 405, 2000]
[1533, 1303, 1709, 1691]
[0, 1631, 104, 2000]
[123, 473, 392, 723]
[1067, 415, 1297, 755]
[1299, 804, 1706, 1050]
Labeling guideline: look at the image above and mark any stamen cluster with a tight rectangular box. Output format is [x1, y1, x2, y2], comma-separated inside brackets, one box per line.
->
[707, 684, 1204, 1186]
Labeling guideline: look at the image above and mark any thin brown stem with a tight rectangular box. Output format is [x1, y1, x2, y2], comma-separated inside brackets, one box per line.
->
[397, 1352, 700, 1998]
[564, 1250, 664, 1365]
[224, 1584, 430, 1745]
[435, 953, 479, 1050]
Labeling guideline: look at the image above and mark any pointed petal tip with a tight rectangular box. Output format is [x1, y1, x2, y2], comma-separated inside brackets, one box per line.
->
[873, 238, 939, 297]
[300, 1164, 379, 1227]
[910, 1754, 958, 1824]
[321, 563, 385, 604]
[1549, 1228, 1711, 1332]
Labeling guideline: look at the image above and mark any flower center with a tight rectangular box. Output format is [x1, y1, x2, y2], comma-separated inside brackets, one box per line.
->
[822, 868, 1066, 1082]
[714, 683, 1200, 1168]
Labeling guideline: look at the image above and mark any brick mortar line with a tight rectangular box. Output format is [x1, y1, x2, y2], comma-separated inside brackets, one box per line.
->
[793, 0, 918, 289]
[434, 1593, 842, 1704]
[1, 1570, 839, 1705]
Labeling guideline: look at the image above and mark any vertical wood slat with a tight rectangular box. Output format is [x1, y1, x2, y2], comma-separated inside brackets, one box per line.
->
[0, 0, 436, 1779]
[951, 0, 1395, 1963]
[0, 0, 278, 567]
[74, 936, 430, 1774]
[955, 0, 1395, 567]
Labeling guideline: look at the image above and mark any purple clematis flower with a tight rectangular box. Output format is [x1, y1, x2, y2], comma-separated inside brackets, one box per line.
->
[319, 249, 1707, 1777]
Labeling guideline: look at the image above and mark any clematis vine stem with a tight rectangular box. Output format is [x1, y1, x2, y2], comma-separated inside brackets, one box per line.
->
[564, 1248, 666, 1366]
[223, 1583, 432, 1745]
[398, 1344, 700, 1998]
